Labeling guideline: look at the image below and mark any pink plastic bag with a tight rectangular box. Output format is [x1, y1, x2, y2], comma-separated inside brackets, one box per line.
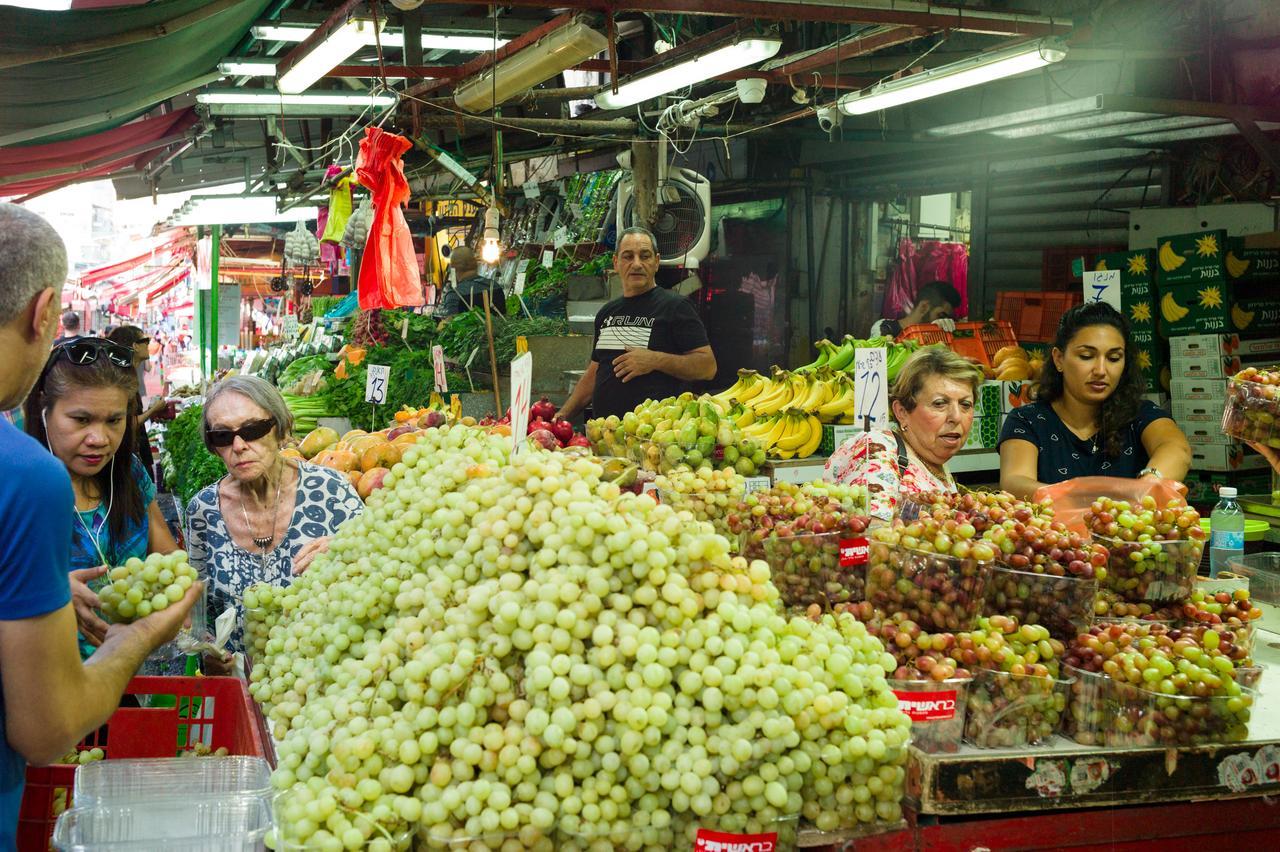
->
[1034, 476, 1187, 535]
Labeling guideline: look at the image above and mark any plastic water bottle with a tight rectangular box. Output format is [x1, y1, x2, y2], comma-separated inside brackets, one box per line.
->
[1209, 487, 1245, 578]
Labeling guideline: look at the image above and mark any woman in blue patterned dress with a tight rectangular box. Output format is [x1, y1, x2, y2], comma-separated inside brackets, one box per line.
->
[24, 338, 181, 658]
[185, 376, 363, 671]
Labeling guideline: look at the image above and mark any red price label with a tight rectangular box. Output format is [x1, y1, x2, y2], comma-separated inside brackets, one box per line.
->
[694, 828, 778, 852]
[893, 688, 958, 722]
[838, 537, 868, 568]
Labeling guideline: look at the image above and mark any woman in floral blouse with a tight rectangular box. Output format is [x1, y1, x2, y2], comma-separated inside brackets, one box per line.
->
[825, 348, 984, 521]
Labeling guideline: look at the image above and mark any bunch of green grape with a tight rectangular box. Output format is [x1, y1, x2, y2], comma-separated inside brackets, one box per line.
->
[99, 551, 197, 623]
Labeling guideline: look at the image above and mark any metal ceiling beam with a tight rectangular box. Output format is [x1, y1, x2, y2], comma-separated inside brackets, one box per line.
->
[276, 0, 365, 85]
[327, 64, 454, 79]
[572, 58, 871, 88]
[770, 26, 932, 78]
[417, 1, 1065, 37]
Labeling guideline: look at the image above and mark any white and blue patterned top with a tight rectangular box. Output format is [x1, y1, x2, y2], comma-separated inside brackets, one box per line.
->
[185, 461, 363, 654]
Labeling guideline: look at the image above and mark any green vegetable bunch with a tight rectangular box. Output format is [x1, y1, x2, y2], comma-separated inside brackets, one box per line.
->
[163, 405, 227, 507]
[492, 317, 570, 366]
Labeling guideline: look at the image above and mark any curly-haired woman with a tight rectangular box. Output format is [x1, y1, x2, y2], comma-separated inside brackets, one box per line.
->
[999, 302, 1190, 498]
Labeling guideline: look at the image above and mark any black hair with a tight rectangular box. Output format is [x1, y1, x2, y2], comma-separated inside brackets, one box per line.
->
[1036, 301, 1143, 457]
[24, 352, 145, 546]
[107, 325, 147, 349]
[916, 281, 961, 310]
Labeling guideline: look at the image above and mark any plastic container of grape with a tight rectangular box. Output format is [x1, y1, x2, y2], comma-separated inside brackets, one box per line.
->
[52, 794, 271, 851]
[1096, 676, 1257, 748]
[1221, 376, 1280, 445]
[655, 486, 742, 537]
[1226, 553, 1280, 634]
[680, 814, 801, 852]
[19, 677, 271, 851]
[986, 565, 1097, 641]
[964, 668, 1073, 749]
[866, 541, 995, 632]
[1094, 534, 1203, 603]
[890, 677, 971, 754]
[71, 756, 271, 809]
[1063, 664, 1112, 746]
[763, 531, 867, 611]
[419, 826, 553, 850]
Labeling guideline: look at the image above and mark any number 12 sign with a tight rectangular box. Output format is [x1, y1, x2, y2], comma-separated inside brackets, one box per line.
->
[853, 347, 888, 430]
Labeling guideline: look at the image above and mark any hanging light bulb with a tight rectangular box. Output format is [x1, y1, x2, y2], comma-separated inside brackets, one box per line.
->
[480, 206, 502, 264]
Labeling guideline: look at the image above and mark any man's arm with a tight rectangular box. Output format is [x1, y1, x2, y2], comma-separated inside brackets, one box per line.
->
[0, 584, 202, 765]
[612, 345, 717, 384]
[556, 360, 598, 421]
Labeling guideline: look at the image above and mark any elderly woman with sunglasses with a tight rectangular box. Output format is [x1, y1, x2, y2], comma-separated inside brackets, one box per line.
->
[185, 376, 363, 673]
[24, 337, 181, 656]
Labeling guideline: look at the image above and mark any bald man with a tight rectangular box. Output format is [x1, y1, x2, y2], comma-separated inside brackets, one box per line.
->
[434, 246, 504, 318]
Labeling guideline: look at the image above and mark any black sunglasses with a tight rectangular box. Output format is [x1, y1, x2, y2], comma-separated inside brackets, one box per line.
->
[42, 339, 135, 377]
[206, 418, 276, 448]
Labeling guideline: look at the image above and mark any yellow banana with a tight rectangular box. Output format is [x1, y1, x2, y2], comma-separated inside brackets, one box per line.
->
[1226, 251, 1250, 279]
[756, 415, 789, 450]
[816, 383, 856, 420]
[1160, 292, 1189, 323]
[795, 379, 833, 412]
[1233, 303, 1256, 329]
[774, 448, 796, 460]
[753, 378, 797, 415]
[1158, 241, 1186, 272]
[774, 411, 813, 452]
[795, 414, 824, 458]
[736, 408, 755, 428]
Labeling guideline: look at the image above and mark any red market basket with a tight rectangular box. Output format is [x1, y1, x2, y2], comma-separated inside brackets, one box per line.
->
[900, 320, 1019, 367]
[18, 676, 272, 852]
[995, 291, 1081, 343]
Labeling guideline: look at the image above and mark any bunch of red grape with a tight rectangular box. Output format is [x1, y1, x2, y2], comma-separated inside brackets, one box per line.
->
[1086, 496, 1205, 603]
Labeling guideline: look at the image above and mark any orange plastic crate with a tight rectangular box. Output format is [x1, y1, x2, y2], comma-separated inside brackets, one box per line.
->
[900, 320, 1019, 367]
[995, 291, 1082, 343]
[18, 676, 272, 852]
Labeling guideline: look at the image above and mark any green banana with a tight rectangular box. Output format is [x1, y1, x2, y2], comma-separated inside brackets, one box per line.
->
[794, 339, 833, 374]
[826, 340, 856, 372]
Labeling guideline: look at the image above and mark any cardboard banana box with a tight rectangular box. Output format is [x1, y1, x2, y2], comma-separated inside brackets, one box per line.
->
[1157, 279, 1280, 337]
[1154, 229, 1228, 287]
[1091, 250, 1158, 334]
[1130, 327, 1168, 393]
[1225, 238, 1280, 284]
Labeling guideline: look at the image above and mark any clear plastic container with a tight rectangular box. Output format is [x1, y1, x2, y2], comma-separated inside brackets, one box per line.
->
[1222, 376, 1280, 445]
[679, 815, 800, 852]
[763, 531, 865, 611]
[890, 677, 970, 754]
[654, 485, 742, 539]
[866, 541, 994, 631]
[420, 826, 554, 850]
[556, 816, 673, 852]
[1226, 553, 1280, 633]
[986, 566, 1096, 641]
[72, 757, 271, 809]
[53, 795, 270, 851]
[1063, 664, 1111, 746]
[964, 668, 1072, 748]
[1095, 534, 1203, 603]
[1104, 678, 1255, 747]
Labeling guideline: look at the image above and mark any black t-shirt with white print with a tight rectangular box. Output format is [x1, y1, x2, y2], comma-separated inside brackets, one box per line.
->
[591, 286, 710, 418]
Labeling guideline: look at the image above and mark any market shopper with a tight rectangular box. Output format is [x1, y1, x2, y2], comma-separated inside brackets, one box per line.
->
[433, 246, 502, 319]
[185, 376, 363, 669]
[869, 280, 961, 338]
[824, 347, 983, 520]
[23, 337, 181, 657]
[58, 309, 80, 340]
[107, 325, 167, 476]
[557, 227, 716, 420]
[0, 204, 200, 844]
[999, 302, 1190, 498]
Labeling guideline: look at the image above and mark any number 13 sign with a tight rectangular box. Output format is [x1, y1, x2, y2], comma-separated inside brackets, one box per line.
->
[853, 347, 888, 430]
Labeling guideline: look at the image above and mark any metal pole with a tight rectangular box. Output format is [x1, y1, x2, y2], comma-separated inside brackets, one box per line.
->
[482, 291, 502, 415]
[209, 225, 221, 380]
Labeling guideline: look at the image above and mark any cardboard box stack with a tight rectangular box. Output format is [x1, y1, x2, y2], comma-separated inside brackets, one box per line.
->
[1157, 230, 1280, 487]
[1093, 249, 1165, 394]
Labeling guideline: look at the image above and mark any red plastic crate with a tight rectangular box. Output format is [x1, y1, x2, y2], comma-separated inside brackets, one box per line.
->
[994, 291, 1082, 343]
[900, 320, 1019, 367]
[18, 676, 271, 852]
[1041, 244, 1125, 292]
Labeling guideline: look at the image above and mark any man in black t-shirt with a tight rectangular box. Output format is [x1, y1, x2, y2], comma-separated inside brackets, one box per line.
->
[557, 227, 716, 420]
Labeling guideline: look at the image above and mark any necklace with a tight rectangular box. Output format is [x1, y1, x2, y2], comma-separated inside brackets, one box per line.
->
[240, 464, 285, 552]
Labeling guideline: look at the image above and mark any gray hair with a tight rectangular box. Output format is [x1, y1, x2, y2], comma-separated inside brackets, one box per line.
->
[202, 374, 294, 450]
[618, 225, 660, 257]
[0, 204, 67, 326]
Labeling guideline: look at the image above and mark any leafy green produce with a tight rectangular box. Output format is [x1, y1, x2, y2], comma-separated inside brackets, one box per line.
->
[437, 310, 486, 361]
[276, 355, 333, 390]
[380, 309, 437, 349]
[324, 345, 439, 428]
[492, 316, 570, 366]
[163, 405, 226, 506]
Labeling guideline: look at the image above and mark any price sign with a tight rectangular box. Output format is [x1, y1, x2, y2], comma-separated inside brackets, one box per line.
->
[853, 347, 889, 430]
[431, 345, 448, 393]
[742, 476, 771, 494]
[513, 259, 531, 296]
[542, 249, 554, 269]
[522, 180, 540, 199]
[693, 827, 778, 852]
[365, 364, 390, 405]
[509, 352, 533, 454]
[400, 316, 410, 342]
[283, 314, 299, 340]
[1084, 268, 1121, 310]
[552, 227, 569, 249]
[839, 537, 869, 568]
[642, 481, 659, 501]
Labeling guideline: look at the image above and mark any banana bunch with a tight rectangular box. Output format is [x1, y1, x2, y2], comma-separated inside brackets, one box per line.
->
[715, 367, 856, 425]
[1158, 241, 1187, 272]
[1161, 292, 1190, 322]
[740, 407, 824, 460]
[1227, 251, 1251, 279]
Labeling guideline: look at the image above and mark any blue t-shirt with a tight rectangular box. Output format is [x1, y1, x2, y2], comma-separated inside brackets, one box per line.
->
[69, 456, 155, 659]
[0, 421, 73, 848]
[998, 400, 1172, 484]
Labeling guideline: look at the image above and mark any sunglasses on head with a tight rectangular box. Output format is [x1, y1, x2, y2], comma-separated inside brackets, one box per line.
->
[41, 339, 135, 378]
[206, 418, 276, 448]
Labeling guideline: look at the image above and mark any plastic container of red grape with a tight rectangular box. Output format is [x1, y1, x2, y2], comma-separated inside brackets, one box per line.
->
[763, 531, 867, 611]
[890, 677, 971, 754]
[986, 566, 1097, 641]
[655, 487, 742, 538]
[964, 668, 1072, 748]
[866, 541, 995, 632]
[1095, 534, 1203, 603]
[1102, 677, 1256, 748]
[1222, 376, 1280, 445]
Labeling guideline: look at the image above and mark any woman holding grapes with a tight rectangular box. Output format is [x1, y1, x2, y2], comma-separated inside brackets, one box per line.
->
[999, 302, 1190, 498]
[24, 337, 181, 657]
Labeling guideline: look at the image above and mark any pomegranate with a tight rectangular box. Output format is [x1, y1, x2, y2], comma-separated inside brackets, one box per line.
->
[530, 397, 557, 423]
[549, 419, 574, 445]
[567, 434, 591, 448]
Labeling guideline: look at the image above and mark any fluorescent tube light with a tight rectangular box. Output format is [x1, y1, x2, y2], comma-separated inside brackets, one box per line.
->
[170, 196, 319, 226]
[1, 1, 72, 9]
[594, 37, 783, 111]
[252, 22, 506, 52]
[219, 59, 277, 77]
[278, 17, 375, 94]
[198, 91, 397, 106]
[455, 20, 607, 113]
[837, 37, 1067, 116]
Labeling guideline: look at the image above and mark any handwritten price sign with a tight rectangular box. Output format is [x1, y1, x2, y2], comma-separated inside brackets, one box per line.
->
[431, 345, 448, 393]
[509, 352, 533, 455]
[364, 364, 390, 405]
[853, 347, 889, 430]
[1083, 268, 1121, 310]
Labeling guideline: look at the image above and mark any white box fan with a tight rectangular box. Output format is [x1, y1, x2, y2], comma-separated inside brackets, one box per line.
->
[616, 166, 712, 268]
